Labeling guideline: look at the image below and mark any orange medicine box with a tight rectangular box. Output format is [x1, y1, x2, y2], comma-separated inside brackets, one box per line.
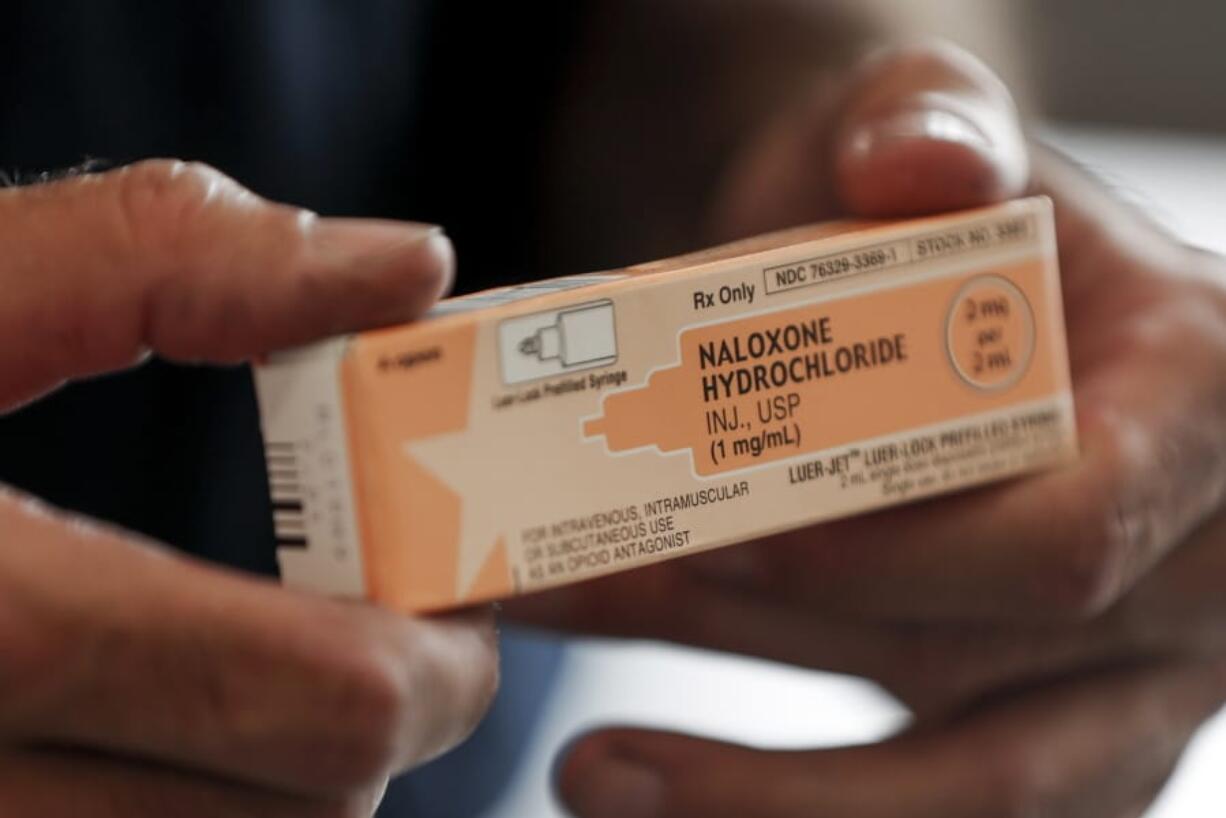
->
[254, 197, 1076, 612]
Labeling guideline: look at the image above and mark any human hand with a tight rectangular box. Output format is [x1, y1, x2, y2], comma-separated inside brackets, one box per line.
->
[510, 43, 1226, 817]
[0, 161, 497, 816]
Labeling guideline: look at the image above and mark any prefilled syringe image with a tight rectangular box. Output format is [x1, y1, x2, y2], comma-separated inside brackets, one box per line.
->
[518, 301, 616, 366]
[500, 299, 617, 384]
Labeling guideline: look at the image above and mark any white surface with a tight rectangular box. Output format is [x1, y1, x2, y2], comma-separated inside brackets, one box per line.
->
[483, 125, 1226, 818]
[1044, 127, 1226, 257]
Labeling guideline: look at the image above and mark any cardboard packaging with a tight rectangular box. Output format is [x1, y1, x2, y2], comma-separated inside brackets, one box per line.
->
[255, 197, 1076, 611]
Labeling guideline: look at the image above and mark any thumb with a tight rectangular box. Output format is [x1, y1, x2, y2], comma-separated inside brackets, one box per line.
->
[710, 42, 1029, 239]
[555, 661, 1226, 818]
[833, 41, 1029, 217]
[0, 159, 453, 409]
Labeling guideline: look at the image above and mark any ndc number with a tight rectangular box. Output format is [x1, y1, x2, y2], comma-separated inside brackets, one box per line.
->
[851, 247, 898, 269]
[795, 247, 899, 280]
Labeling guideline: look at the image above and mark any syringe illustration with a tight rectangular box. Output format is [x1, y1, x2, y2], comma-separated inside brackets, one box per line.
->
[516, 300, 617, 368]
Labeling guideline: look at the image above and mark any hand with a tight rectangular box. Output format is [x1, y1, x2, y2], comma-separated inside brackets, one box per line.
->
[0, 161, 497, 816]
[510, 43, 1226, 817]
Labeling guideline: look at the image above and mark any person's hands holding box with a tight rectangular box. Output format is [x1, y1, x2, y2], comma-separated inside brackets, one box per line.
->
[512, 43, 1226, 818]
[0, 162, 497, 817]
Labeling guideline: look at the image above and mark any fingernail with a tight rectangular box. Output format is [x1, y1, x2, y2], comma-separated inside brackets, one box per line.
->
[309, 218, 455, 318]
[311, 217, 444, 258]
[848, 108, 991, 159]
[562, 755, 664, 818]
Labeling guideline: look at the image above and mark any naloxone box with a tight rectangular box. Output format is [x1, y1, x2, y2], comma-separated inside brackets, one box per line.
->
[254, 197, 1076, 612]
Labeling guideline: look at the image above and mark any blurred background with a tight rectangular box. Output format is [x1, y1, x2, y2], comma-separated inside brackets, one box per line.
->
[874, 0, 1226, 132]
[1030, 0, 1226, 133]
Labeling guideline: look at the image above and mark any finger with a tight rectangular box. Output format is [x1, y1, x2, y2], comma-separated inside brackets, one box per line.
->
[1109, 506, 1226, 657]
[513, 508, 1226, 719]
[0, 159, 454, 408]
[710, 41, 1027, 238]
[556, 660, 1226, 818]
[0, 489, 498, 796]
[509, 563, 1069, 717]
[510, 440, 1129, 626]
[0, 747, 380, 818]
[833, 41, 1029, 217]
[511, 557, 1113, 719]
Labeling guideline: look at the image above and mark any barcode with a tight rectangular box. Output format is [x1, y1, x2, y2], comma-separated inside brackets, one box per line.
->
[265, 441, 308, 549]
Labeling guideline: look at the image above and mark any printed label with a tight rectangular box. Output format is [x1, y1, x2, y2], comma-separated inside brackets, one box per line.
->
[584, 260, 1059, 477]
